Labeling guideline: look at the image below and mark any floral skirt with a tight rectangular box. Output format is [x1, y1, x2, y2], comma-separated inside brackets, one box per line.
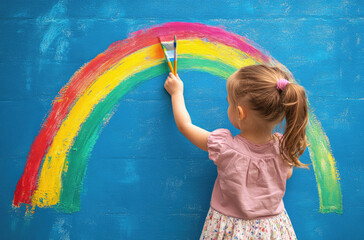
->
[200, 207, 297, 240]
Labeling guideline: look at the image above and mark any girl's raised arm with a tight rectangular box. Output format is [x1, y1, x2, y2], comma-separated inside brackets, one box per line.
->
[164, 72, 210, 151]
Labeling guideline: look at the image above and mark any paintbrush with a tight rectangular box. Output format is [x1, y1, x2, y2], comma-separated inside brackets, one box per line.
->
[174, 35, 177, 75]
[158, 37, 174, 74]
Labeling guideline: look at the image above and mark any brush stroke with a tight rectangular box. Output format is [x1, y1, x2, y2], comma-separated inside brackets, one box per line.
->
[13, 22, 267, 207]
[13, 22, 342, 214]
[31, 39, 256, 208]
[306, 110, 343, 213]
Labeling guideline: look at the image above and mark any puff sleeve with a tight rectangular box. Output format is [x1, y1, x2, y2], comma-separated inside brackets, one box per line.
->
[207, 128, 231, 165]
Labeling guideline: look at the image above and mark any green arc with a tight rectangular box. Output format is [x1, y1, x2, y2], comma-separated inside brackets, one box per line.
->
[59, 56, 342, 214]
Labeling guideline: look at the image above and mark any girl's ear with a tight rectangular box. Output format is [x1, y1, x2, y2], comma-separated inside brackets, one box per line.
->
[237, 106, 246, 120]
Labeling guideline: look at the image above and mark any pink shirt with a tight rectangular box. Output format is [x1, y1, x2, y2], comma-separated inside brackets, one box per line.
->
[207, 129, 292, 220]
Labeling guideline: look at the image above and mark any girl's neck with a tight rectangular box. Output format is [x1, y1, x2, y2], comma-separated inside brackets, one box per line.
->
[239, 131, 274, 144]
[236, 107, 277, 144]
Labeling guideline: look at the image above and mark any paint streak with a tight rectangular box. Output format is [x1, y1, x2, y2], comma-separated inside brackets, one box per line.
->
[37, 0, 70, 65]
[306, 110, 343, 213]
[13, 22, 342, 214]
[49, 217, 70, 240]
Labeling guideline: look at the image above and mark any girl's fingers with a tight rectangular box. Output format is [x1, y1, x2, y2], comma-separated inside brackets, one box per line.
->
[169, 72, 178, 79]
[166, 72, 181, 86]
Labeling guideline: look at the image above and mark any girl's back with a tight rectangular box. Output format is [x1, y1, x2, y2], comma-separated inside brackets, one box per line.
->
[207, 129, 292, 220]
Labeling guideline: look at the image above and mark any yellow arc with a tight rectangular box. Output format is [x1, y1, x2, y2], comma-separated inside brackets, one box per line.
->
[31, 39, 258, 207]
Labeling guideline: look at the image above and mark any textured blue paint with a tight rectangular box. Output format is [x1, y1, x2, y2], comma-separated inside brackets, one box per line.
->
[1, 0, 363, 239]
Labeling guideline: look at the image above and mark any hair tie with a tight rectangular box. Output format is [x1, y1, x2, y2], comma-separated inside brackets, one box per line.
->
[277, 78, 290, 91]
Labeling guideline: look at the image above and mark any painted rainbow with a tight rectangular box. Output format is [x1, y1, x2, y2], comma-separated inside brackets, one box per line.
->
[13, 22, 342, 214]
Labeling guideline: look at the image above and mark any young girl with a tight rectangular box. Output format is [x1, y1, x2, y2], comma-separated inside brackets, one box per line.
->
[164, 64, 308, 239]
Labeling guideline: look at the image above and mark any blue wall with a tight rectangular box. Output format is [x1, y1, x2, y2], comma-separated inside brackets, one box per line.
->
[1, 0, 363, 239]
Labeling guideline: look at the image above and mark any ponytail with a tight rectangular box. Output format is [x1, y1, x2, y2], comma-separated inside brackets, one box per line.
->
[231, 64, 309, 168]
[280, 83, 309, 168]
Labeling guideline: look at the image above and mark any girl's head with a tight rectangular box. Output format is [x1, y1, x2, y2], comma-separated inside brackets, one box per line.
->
[227, 64, 308, 168]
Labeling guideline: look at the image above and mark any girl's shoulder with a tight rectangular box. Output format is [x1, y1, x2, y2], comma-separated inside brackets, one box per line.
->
[207, 129, 233, 164]
[209, 128, 232, 139]
[207, 128, 233, 149]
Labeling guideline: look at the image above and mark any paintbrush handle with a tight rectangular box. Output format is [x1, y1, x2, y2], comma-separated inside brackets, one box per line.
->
[167, 61, 174, 73]
[174, 59, 177, 75]
[174, 35, 177, 75]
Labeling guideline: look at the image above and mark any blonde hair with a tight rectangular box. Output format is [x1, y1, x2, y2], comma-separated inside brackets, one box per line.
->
[227, 64, 309, 168]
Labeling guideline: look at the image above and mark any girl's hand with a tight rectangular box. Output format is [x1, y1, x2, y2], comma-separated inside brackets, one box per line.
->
[164, 72, 183, 96]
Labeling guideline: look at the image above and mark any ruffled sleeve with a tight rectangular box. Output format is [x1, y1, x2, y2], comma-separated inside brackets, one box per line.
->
[207, 129, 231, 165]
